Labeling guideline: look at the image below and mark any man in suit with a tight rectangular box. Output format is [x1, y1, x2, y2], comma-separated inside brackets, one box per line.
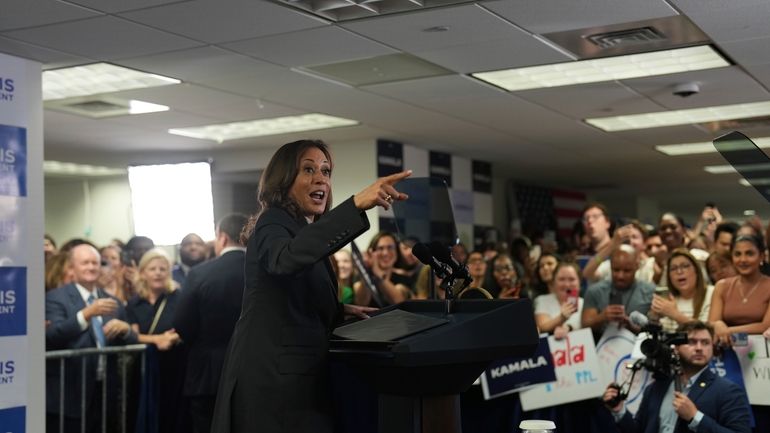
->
[45, 244, 136, 433]
[603, 320, 751, 433]
[173, 213, 248, 433]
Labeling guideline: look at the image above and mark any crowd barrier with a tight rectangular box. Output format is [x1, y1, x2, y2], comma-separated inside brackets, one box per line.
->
[45, 344, 147, 433]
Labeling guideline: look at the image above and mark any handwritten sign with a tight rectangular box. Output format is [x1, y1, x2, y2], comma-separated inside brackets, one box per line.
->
[596, 326, 652, 413]
[519, 328, 604, 410]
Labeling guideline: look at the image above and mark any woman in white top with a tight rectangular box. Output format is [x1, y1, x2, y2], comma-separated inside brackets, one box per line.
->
[535, 262, 584, 339]
[651, 248, 713, 333]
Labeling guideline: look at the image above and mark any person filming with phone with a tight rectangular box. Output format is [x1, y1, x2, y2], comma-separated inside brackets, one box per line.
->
[582, 245, 655, 339]
[602, 321, 751, 433]
[651, 248, 714, 333]
[535, 262, 584, 339]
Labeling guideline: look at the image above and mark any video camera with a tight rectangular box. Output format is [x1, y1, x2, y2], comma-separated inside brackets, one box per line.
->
[606, 318, 688, 407]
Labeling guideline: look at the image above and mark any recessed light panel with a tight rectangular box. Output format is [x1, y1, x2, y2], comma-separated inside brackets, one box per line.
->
[472, 45, 727, 92]
[44, 161, 127, 177]
[168, 114, 358, 142]
[586, 101, 770, 132]
[656, 137, 770, 155]
[43, 63, 180, 101]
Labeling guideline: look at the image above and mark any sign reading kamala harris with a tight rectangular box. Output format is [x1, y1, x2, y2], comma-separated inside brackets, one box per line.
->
[0, 125, 26, 197]
[481, 335, 555, 400]
[377, 139, 403, 177]
[519, 328, 605, 410]
[0, 267, 25, 336]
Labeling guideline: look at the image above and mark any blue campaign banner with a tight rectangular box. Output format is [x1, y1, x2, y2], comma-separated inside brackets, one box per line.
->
[0, 406, 25, 433]
[0, 124, 26, 197]
[481, 335, 556, 399]
[0, 267, 26, 336]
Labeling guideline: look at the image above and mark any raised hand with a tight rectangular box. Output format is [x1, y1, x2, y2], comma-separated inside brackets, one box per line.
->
[354, 170, 412, 211]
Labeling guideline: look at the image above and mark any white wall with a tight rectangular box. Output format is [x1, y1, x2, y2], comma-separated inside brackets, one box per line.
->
[44, 175, 133, 247]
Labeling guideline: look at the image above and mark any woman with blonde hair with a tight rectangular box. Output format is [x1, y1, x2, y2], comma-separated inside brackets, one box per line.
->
[126, 248, 186, 433]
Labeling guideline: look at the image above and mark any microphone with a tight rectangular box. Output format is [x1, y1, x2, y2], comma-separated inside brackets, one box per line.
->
[428, 241, 470, 280]
[628, 311, 649, 329]
[412, 243, 451, 278]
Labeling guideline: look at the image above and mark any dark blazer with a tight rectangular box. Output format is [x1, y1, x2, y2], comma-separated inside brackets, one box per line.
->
[211, 197, 369, 433]
[45, 283, 136, 418]
[617, 368, 751, 433]
[173, 249, 245, 397]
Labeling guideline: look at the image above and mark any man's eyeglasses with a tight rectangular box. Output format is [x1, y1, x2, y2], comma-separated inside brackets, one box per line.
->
[493, 265, 514, 273]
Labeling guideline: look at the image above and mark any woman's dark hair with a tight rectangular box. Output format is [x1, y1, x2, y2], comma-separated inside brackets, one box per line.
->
[666, 248, 707, 320]
[532, 253, 560, 297]
[241, 140, 333, 244]
[732, 233, 766, 256]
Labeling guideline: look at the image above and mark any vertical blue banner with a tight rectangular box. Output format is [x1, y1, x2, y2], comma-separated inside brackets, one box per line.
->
[0, 267, 26, 336]
[0, 125, 26, 197]
[0, 406, 25, 433]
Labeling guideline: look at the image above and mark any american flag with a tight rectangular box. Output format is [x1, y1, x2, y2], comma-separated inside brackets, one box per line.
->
[513, 184, 585, 241]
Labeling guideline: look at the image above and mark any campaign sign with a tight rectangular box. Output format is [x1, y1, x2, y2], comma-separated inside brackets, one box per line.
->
[0, 406, 25, 433]
[0, 267, 25, 336]
[481, 335, 555, 400]
[519, 328, 605, 410]
[735, 336, 770, 405]
[0, 336, 27, 410]
[596, 326, 652, 413]
[0, 124, 26, 197]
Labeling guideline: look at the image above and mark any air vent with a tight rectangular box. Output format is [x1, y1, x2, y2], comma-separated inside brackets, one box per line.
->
[543, 15, 710, 59]
[586, 27, 666, 49]
[65, 100, 126, 113]
[272, 0, 474, 22]
[45, 96, 169, 118]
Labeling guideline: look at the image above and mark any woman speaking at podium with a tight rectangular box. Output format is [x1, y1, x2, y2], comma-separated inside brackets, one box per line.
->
[211, 139, 410, 433]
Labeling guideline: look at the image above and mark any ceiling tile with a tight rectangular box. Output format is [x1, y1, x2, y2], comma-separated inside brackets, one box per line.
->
[743, 63, 770, 90]
[223, 26, 396, 67]
[480, 0, 677, 34]
[0, 0, 101, 31]
[611, 125, 712, 146]
[115, 46, 276, 83]
[65, 0, 190, 14]
[719, 37, 770, 67]
[0, 35, 92, 68]
[4, 16, 202, 60]
[670, 0, 770, 42]
[621, 66, 770, 109]
[120, 0, 326, 44]
[514, 82, 663, 118]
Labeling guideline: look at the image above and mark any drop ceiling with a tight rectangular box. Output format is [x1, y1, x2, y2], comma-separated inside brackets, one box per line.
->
[3, 0, 770, 217]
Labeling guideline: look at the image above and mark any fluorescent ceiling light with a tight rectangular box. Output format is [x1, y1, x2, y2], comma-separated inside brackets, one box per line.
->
[168, 113, 358, 142]
[702, 163, 770, 174]
[44, 160, 127, 177]
[471, 45, 728, 91]
[739, 178, 770, 186]
[655, 137, 770, 156]
[43, 63, 180, 101]
[45, 96, 169, 118]
[586, 101, 770, 132]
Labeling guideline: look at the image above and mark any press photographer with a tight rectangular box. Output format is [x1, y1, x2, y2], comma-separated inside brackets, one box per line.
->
[603, 321, 751, 433]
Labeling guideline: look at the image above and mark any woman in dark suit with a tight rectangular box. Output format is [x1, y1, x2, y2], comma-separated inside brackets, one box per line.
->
[211, 139, 411, 433]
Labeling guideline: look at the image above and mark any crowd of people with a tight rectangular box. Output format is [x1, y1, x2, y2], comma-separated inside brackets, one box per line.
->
[42, 140, 770, 433]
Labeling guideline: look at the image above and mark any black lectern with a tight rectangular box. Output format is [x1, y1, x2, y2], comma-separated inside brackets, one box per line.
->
[330, 299, 539, 433]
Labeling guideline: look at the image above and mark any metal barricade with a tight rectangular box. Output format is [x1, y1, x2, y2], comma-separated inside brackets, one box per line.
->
[45, 344, 147, 433]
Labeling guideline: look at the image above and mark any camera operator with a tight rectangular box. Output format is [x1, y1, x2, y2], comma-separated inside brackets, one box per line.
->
[603, 321, 751, 433]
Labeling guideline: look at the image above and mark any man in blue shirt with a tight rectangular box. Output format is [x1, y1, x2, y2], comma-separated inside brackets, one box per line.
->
[603, 321, 751, 433]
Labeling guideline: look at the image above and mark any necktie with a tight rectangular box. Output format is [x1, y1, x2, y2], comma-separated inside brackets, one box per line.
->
[87, 294, 107, 348]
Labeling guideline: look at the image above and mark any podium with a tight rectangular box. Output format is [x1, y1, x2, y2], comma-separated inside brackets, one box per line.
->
[330, 299, 539, 433]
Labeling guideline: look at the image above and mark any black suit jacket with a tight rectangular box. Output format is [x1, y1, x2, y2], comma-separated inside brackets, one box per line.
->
[211, 197, 369, 433]
[173, 249, 245, 397]
[616, 368, 751, 433]
[45, 283, 136, 417]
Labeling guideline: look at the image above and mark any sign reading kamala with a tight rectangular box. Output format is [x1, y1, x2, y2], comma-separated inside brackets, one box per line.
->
[519, 328, 605, 411]
[0, 267, 25, 336]
[0, 124, 26, 197]
[481, 335, 555, 400]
